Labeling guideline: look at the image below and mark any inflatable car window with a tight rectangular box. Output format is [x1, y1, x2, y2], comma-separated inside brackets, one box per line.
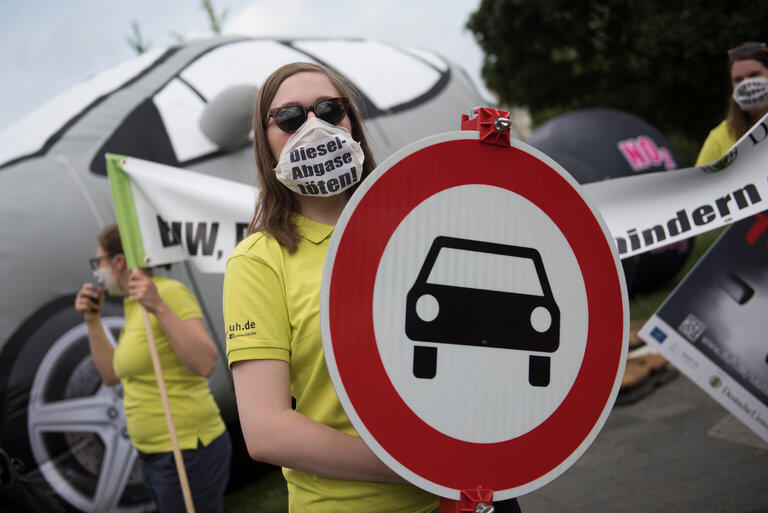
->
[0, 36, 495, 513]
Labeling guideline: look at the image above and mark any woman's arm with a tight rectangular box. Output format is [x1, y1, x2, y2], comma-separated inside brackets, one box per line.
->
[75, 283, 120, 386]
[127, 270, 218, 377]
[232, 358, 405, 483]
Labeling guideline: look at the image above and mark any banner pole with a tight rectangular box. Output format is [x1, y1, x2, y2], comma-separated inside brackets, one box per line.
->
[141, 306, 196, 513]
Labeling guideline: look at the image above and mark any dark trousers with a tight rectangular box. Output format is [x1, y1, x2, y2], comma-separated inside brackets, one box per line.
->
[140, 431, 232, 513]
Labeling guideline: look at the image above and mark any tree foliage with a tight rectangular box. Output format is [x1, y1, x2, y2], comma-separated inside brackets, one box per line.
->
[202, 0, 228, 34]
[466, 0, 768, 150]
[126, 20, 151, 54]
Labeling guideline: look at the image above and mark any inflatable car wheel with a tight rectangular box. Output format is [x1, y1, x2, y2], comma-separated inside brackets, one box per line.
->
[0, 296, 153, 513]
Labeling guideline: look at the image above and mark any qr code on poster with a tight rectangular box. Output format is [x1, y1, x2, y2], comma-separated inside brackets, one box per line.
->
[678, 313, 706, 342]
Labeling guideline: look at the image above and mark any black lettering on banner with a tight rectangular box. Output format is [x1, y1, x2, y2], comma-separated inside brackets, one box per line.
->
[641, 225, 666, 245]
[235, 222, 249, 243]
[333, 156, 343, 168]
[732, 183, 761, 209]
[292, 167, 303, 180]
[306, 147, 317, 159]
[715, 195, 733, 216]
[317, 181, 328, 194]
[313, 163, 325, 177]
[614, 183, 763, 254]
[157, 215, 181, 247]
[327, 140, 337, 153]
[667, 209, 691, 236]
[342, 152, 352, 164]
[327, 178, 340, 192]
[692, 205, 715, 226]
[627, 228, 641, 251]
[317, 143, 327, 156]
[748, 122, 768, 145]
[290, 149, 301, 163]
[186, 222, 219, 256]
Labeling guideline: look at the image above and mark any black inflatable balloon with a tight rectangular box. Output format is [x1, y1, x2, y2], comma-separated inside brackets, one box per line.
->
[528, 108, 694, 296]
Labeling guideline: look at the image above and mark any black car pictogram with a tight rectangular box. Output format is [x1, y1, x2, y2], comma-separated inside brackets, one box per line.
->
[405, 236, 560, 386]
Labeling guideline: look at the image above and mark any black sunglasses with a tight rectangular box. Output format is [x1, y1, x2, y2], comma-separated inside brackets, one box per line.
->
[728, 42, 768, 60]
[267, 97, 349, 133]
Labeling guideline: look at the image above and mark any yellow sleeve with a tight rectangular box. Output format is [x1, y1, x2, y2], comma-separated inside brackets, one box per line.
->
[695, 121, 733, 166]
[223, 254, 291, 367]
[161, 280, 203, 321]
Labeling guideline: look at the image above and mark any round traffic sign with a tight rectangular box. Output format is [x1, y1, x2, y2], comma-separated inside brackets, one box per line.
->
[320, 131, 628, 500]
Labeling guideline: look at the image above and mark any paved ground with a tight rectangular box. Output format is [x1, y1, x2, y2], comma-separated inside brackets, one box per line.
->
[517, 374, 768, 513]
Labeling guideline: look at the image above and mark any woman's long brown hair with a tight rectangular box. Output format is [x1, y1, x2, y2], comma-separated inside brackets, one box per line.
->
[247, 62, 376, 252]
[726, 42, 768, 141]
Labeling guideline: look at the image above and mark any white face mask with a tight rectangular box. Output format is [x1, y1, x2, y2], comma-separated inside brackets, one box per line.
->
[273, 117, 365, 196]
[93, 267, 126, 296]
[733, 77, 768, 111]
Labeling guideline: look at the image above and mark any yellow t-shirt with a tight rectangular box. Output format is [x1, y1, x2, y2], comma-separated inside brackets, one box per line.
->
[696, 120, 736, 166]
[113, 276, 225, 454]
[224, 214, 437, 513]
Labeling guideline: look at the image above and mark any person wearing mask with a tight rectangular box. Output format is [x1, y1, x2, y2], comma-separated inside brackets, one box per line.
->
[697, 41, 768, 165]
[75, 223, 231, 513]
[223, 61, 522, 513]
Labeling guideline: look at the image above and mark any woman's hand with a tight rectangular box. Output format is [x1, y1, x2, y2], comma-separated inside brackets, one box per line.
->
[77, 283, 119, 385]
[127, 270, 162, 313]
[75, 283, 104, 320]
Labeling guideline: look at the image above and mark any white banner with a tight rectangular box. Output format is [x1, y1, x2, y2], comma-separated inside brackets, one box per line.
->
[113, 114, 768, 273]
[584, 114, 768, 258]
[114, 157, 254, 273]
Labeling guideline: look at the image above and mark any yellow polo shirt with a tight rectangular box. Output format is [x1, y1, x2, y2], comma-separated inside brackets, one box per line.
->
[696, 120, 736, 166]
[223, 214, 437, 513]
[113, 276, 225, 454]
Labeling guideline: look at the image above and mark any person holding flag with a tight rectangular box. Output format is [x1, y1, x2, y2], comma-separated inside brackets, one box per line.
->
[75, 223, 231, 513]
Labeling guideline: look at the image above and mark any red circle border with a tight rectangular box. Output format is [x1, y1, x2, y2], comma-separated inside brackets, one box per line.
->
[328, 139, 624, 491]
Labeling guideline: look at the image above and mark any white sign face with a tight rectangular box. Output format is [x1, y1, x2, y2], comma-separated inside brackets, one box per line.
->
[321, 131, 628, 501]
[373, 184, 588, 443]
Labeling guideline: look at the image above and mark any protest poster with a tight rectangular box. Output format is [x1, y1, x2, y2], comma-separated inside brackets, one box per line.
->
[639, 213, 768, 443]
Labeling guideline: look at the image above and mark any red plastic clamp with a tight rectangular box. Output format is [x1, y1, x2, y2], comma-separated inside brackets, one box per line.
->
[439, 487, 495, 513]
[460, 107, 512, 147]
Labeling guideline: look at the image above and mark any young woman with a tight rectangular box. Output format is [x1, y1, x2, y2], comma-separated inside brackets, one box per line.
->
[75, 224, 231, 513]
[697, 41, 768, 165]
[222, 62, 440, 512]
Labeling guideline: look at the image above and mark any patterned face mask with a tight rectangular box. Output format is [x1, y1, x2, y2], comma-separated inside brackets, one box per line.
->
[732, 77, 768, 112]
[273, 117, 365, 197]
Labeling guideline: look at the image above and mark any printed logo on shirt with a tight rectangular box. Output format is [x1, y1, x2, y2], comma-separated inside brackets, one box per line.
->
[227, 320, 258, 340]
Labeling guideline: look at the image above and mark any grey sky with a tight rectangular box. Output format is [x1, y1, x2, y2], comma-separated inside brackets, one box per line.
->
[0, 0, 487, 130]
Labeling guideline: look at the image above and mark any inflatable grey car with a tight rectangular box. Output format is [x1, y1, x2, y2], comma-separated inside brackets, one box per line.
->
[0, 36, 496, 512]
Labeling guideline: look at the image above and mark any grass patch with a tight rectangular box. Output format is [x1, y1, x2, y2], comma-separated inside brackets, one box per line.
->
[224, 468, 287, 513]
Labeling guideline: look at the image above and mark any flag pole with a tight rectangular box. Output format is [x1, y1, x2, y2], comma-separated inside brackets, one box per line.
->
[107, 155, 195, 512]
[141, 306, 196, 513]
